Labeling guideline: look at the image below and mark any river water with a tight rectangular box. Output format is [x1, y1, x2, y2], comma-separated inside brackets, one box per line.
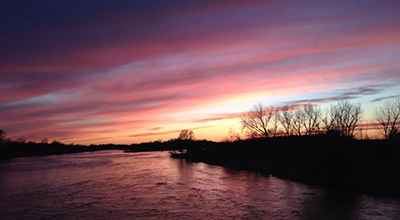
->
[1, 150, 399, 220]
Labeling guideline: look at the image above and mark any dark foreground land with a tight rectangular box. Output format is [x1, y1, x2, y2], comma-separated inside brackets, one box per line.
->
[171, 135, 400, 196]
[1, 134, 400, 196]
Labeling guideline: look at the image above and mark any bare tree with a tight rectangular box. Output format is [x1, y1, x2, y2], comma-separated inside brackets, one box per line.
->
[330, 101, 362, 138]
[293, 108, 306, 136]
[374, 98, 400, 139]
[241, 103, 274, 138]
[302, 104, 322, 135]
[269, 112, 280, 137]
[277, 106, 294, 136]
[226, 128, 241, 142]
[321, 108, 334, 132]
[178, 129, 195, 140]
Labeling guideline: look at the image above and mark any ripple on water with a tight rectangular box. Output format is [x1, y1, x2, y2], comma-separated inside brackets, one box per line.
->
[1, 151, 400, 220]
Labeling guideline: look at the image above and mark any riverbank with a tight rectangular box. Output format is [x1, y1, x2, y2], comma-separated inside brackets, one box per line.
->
[171, 135, 400, 196]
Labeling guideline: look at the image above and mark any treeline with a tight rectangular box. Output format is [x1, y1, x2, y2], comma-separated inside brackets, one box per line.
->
[241, 99, 400, 140]
[0, 129, 210, 159]
[0, 131, 84, 159]
[0, 130, 133, 159]
[1, 99, 399, 159]
[0, 130, 72, 148]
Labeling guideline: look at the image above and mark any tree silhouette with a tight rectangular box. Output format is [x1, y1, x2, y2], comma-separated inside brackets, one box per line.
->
[330, 101, 362, 138]
[240, 101, 365, 139]
[374, 98, 400, 139]
[0, 130, 6, 145]
[241, 103, 274, 138]
[178, 129, 195, 140]
[302, 104, 322, 135]
[321, 108, 334, 132]
[293, 108, 306, 136]
[277, 106, 294, 136]
[227, 128, 241, 142]
[41, 138, 48, 144]
[16, 138, 26, 144]
[270, 112, 280, 137]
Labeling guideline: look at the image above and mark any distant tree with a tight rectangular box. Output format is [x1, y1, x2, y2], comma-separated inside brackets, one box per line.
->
[16, 138, 26, 144]
[227, 128, 241, 142]
[178, 129, 195, 140]
[0, 130, 6, 145]
[51, 140, 63, 145]
[330, 101, 362, 138]
[154, 139, 163, 143]
[241, 103, 274, 138]
[41, 138, 48, 144]
[0, 130, 5, 139]
[277, 106, 294, 136]
[374, 98, 400, 139]
[302, 104, 322, 135]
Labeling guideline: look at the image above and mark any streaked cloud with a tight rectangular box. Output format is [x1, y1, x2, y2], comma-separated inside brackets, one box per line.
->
[1, 0, 399, 143]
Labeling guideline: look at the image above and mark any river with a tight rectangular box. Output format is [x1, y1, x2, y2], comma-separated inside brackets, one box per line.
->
[1, 150, 399, 219]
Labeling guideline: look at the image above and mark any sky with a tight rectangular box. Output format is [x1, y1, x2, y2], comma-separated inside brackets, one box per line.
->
[1, 0, 400, 144]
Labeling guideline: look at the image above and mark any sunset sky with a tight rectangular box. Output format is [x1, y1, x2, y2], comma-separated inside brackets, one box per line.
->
[1, 0, 400, 144]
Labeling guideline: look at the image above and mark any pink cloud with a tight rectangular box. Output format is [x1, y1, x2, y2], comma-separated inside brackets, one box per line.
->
[1, 0, 400, 143]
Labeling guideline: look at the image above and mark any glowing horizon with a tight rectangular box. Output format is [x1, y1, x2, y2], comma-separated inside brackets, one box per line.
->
[1, 0, 399, 144]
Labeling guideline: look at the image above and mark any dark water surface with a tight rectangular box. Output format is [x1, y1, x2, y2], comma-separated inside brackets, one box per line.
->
[1, 151, 399, 220]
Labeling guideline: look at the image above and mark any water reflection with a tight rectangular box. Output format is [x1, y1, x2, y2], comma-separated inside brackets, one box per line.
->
[1, 151, 400, 220]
